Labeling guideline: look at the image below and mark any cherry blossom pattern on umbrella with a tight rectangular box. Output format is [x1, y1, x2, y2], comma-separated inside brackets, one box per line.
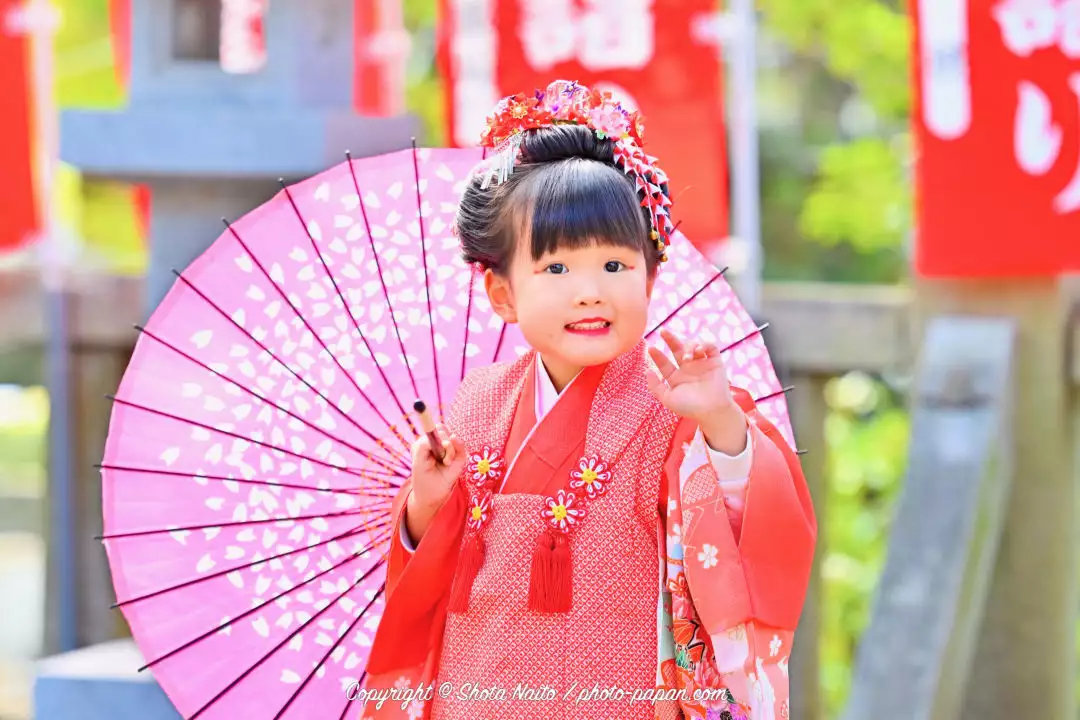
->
[542, 489, 587, 534]
[99, 146, 533, 720]
[568, 455, 611, 500]
[99, 145, 796, 720]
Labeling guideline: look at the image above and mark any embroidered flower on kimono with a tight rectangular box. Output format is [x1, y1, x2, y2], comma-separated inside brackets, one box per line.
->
[466, 446, 503, 485]
[670, 522, 683, 545]
[667, 571, 693, 619]
[466, 492, 493, 530]
[542, 489, 586, 533]
[693, 660, 730, 711]
[697, 543, 719, 569]
[406, 699, 426, 720]
[569, 455, 612, 499]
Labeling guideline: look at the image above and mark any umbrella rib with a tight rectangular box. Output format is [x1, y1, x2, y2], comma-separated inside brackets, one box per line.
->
[345, 152, 425, 418]
[720, 323, 770, 354]
[274, 177, 421, 446]
[460, 266, 477, 385]
[99, 506, 390, 541]
[222, 218, 414, 458]
[106, 394, 402, 488]
[97, 463, 400, 501]
[492, 321, 508, 365]
[275, 584, 386, 720]
[134, 324, 408, 479]
[338, 683, 363, 720]
[188, 557, 389, 720]
[644, 267, 730, 339]
[275, 182, 420, 451]
[113, 517, 390, 609]
[754, 385, 794, 404]
[137, 527, 390, 673]
[411, 140, 445, 417]
[171, 266, 411, 469]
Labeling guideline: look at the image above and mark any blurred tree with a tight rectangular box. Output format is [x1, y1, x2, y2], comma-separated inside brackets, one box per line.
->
[757, 0, 911, 283]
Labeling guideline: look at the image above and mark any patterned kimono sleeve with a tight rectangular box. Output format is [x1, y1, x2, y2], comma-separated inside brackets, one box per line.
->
[658, 401, 816, 720]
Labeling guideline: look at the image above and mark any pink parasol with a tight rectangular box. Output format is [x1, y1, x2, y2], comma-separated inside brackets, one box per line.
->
[99, 145, 795, 719]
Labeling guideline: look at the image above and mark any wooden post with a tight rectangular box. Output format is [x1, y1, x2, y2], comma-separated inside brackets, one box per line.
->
[917, 279, 1074, 720]
[43, 291, 133, 653]
[788, 372, 828, 720]
[843, 315, 1017, 719]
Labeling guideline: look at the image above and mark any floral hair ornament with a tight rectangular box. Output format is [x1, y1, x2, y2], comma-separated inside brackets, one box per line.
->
[474, 79, 676, 262]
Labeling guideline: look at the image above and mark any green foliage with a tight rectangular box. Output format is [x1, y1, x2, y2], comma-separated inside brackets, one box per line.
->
[819, 375, 909, 715]
[0, 387, 49, 497]
[758, 0, 911, 121]
[757, 0, 912, 270]
[799, 137, 910, 252]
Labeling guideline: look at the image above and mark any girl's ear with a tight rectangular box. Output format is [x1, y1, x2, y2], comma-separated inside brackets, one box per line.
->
[484, 268, 518, 323]
[645, 271, 656, 300]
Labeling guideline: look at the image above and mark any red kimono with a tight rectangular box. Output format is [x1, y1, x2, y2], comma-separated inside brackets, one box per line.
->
[359, 342, 816, 719]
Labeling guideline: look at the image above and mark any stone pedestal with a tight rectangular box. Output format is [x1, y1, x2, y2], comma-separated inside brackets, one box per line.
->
[34, 641, 180, 720]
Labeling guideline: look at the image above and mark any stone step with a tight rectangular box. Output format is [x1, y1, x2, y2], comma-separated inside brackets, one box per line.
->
[34, 640, 180, 720]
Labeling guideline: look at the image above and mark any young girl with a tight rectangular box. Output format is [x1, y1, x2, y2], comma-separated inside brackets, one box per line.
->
[359, 80, 815, 720]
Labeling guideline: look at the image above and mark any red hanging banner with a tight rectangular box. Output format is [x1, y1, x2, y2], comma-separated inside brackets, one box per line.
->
[913, 0, 1080, 277]
[356, 0, 408, 116]
[0, 0, 39, 255]
[438, 0, 729, 246]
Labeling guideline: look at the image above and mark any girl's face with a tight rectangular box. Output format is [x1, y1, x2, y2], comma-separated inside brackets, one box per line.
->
[485, 238, 654, 391]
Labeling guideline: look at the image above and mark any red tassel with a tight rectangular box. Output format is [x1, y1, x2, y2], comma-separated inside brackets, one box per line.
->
[449, 534, 485, 613]
[528, 531, 572, 613]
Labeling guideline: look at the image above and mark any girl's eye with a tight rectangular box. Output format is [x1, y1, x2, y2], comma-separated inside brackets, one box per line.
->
[545, 263, 568, 275]
[604, 261, 626, 273]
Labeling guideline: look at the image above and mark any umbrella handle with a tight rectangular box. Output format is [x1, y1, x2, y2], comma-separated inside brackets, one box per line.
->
[413, 400, 446, 465]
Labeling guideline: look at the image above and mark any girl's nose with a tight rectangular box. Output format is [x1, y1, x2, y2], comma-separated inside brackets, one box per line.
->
[573, 285, 603, 305]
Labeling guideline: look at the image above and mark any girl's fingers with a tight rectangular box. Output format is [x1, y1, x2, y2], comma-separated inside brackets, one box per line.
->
[684, 341, 705, 362]
[645, 368, 671, 404]
[444, 434, 463, 464]
[648, 344, 679, 381]
[660, 328, 686, 360]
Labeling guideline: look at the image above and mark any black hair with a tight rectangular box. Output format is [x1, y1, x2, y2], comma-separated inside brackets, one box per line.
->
[455, 124, 665, 277]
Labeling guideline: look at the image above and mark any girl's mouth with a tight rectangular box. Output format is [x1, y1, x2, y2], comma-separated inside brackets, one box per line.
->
[565, 320, 611, 335]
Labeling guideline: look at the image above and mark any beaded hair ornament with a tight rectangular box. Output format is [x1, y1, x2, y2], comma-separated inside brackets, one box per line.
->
[474, 79, 676, 262]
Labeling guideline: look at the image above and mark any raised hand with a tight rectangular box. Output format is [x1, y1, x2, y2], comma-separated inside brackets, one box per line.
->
[646, 328, 748, 455]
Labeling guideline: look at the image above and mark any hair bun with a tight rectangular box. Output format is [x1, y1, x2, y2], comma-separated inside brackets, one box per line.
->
[517, 124, 616, 166]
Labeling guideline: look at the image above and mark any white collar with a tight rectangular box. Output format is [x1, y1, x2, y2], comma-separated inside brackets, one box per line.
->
[534, 354, 577, 420]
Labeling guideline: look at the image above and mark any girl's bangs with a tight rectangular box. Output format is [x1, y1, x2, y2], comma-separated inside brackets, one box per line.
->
[518, 160, 648, 261]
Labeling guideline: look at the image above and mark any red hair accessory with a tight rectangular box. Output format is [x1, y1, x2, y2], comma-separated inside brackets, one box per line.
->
[475, 80, 675, 262]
